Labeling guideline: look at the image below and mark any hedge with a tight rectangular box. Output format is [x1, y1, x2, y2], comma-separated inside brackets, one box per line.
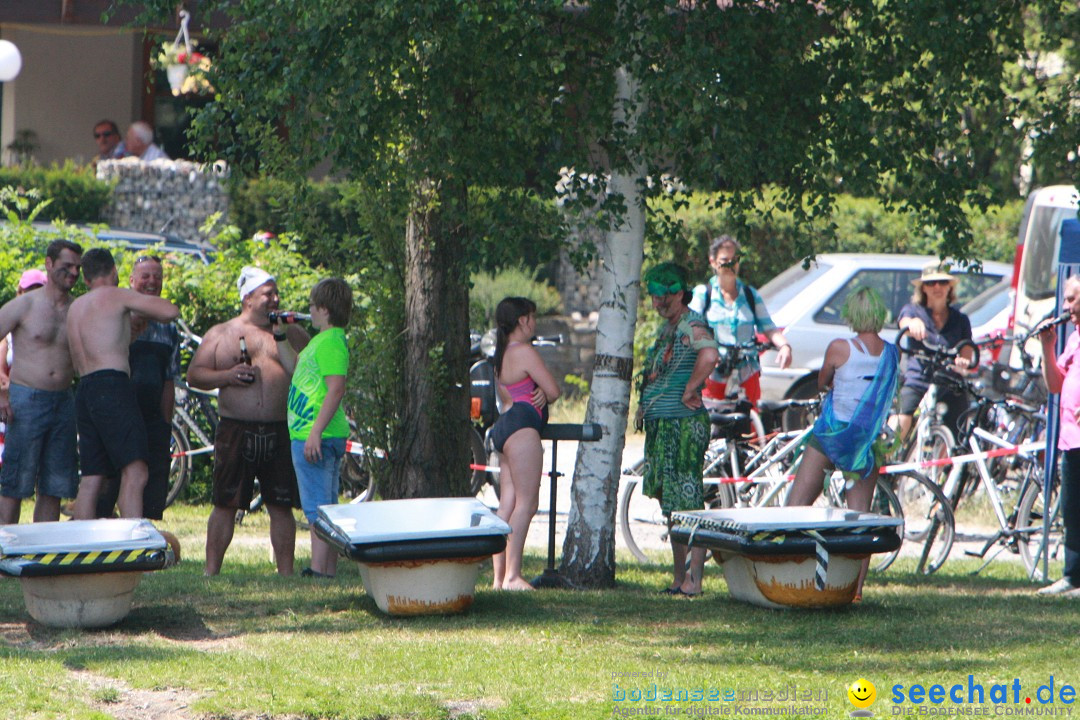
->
[647, 190, 1025, 288]
[0, 164, 111, 224]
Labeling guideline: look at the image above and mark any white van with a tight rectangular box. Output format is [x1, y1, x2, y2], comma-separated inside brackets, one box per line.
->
[1009, 185, 1080, 356]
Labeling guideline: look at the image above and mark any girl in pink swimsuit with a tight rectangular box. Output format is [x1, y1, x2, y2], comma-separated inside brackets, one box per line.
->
[489, 297, 560, 591]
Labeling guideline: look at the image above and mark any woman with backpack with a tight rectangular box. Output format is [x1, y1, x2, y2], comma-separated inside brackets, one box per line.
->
[688, 235, 791, 407]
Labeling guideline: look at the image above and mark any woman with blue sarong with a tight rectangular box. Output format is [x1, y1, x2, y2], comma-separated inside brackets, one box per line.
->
[786, 287, 899, 598]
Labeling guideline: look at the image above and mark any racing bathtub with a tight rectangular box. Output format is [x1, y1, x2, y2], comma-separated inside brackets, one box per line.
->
[313, 497, 510, 616]
[670, 506, 902, 609]
[0, 519, 174, 627]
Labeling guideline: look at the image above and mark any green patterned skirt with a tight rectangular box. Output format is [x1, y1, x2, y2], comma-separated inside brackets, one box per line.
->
[642, 413, 709, 517]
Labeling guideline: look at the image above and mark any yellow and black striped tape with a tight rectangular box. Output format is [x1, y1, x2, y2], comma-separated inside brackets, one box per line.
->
[4, 548, 160, 568]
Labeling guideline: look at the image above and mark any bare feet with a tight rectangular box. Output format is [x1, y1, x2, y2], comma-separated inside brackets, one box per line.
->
[503, 577, 535, 591]
[678, 575, 702, 596]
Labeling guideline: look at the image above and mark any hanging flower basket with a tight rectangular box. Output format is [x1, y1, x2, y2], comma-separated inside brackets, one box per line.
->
[165, 63, 189, 94]
[156, 45, 214, 97]
[155, 12, 214, 97]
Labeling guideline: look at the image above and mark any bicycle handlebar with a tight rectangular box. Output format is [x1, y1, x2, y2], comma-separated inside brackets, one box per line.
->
[895, 326, 980, 370]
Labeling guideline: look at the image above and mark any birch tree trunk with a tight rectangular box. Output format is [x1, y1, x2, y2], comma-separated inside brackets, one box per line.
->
[559, 66, 646, 588]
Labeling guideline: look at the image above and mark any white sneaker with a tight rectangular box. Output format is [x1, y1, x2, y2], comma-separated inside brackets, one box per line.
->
[1037, 578, 1077, 595]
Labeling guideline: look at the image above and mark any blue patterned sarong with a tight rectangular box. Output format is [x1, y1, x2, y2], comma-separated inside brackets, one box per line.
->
[812, 343, 899, 479]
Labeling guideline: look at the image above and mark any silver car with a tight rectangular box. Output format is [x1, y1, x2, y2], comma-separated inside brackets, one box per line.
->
[755, 253, 1012, 403]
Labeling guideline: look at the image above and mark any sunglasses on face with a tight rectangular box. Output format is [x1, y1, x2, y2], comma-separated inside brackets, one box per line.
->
[714, 256, 738, 269]
[647, 281, 683, 297]
[93, 130, 116, 139]
[922, 279, 951, 287]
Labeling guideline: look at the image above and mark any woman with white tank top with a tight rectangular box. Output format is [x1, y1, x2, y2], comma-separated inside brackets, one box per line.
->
[786, 286, 900, 599]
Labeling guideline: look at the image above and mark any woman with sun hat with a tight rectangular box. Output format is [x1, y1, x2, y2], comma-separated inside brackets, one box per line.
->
[895, 261, 974, 441]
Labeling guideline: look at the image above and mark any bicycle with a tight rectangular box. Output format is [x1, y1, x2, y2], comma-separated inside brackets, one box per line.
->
[936, 411, 1057, 580]
[620, 397, 955, 573]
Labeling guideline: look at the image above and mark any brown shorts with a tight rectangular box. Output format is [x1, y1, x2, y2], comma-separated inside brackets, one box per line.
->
[212, 417, 299, 510]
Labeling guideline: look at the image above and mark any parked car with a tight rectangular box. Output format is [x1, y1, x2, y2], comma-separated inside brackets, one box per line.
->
[755, 253, 1012, 404]
[0, 221, 215, 265]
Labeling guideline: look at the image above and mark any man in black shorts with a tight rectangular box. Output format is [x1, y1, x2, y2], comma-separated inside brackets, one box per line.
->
[187, 267, 308, 576]
[67, 248, 179, 519]
[95, 255, 182, 520]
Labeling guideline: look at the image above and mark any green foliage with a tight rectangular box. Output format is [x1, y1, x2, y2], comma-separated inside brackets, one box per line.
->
[647, 190, 1024, 290]
[0, 163, 112, 223]
[229, 178, 564, 278]
[469, 265, 562, 328]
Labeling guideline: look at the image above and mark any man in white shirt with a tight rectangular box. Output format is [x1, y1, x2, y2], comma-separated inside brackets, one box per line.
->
[125, 122, 171, 162]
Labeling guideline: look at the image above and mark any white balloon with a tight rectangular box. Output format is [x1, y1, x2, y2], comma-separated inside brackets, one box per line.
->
[0, 40, 23, 82]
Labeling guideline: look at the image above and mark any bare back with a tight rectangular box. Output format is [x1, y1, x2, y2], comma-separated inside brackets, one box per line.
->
[67, 287, 178, 376]
[190, 317, 292, 422]
[4, 287, 75, 391]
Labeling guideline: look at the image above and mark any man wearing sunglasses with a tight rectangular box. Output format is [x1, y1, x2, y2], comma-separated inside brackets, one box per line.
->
[688, 235, 792, 408]
[92, 120, 125, 161]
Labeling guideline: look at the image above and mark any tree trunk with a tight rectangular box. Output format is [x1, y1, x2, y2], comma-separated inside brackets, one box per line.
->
[560, 67, 646, 588]
[391, 177, 472, 498]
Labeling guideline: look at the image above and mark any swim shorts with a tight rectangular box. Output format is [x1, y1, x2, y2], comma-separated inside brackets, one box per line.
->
[75, 370, 148, 478]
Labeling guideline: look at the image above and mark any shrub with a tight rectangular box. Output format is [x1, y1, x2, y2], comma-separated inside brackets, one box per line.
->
[0, 163, 111, 223]
[469, 265, 563, 328]
[647, 189, 1024, 289]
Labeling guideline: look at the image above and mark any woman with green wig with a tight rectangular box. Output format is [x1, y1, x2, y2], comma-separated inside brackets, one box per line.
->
[785, 286, 899, 599]
[637, 262, 719, 597]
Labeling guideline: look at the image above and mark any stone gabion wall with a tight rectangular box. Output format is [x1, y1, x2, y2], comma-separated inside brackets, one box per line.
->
[97, 158, 229, 243]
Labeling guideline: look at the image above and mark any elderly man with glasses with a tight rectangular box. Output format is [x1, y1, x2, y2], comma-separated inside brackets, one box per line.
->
[688, 234, 792, 408]
[92, 120, 125, 161]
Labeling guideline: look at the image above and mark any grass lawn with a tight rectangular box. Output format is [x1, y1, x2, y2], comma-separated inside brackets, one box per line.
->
[1, 503, 1078, 720]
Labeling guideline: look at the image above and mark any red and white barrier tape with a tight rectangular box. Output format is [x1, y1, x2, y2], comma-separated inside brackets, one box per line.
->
[470, 463, 556, 478]
[635, 439, 1045, 486]
[878, 440, 1043, 475]
[173, 439, 379, 460]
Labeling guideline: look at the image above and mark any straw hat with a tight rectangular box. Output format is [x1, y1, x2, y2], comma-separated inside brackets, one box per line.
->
[912, 261, 955, 285]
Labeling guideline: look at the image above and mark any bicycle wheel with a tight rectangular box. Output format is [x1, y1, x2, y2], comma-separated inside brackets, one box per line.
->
[891, 470, 956, 574]
[701, 438, 738, 508]
[904, 424, 955, 489]
[164, 422, 192, 508]
[817, 473, 902, 572]
[618, 473, 651, 563]
[468, 426, 495, 499]
[1016, 468, 1062, 582]
[870, 476, 904, 573]
[340, 445, 375, 502]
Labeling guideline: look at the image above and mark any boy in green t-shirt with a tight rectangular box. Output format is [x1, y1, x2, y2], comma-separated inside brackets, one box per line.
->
[287, 277, 352, 578]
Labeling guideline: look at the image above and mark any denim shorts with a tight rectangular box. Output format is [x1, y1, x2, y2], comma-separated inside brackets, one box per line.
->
[291, 437, 346, 523]
[0, 383, 79, 500]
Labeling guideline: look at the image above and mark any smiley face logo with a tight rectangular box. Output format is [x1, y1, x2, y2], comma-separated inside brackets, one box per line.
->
[848, 678, 877, 715]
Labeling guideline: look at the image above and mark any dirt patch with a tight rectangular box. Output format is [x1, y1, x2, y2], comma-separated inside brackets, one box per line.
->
[74, 669, 201, 720]
[0, 621, 46, 650]
[446, 698, 503, 717]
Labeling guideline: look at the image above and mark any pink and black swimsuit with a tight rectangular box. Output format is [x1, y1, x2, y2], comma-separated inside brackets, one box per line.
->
[489, 375, 548, 453]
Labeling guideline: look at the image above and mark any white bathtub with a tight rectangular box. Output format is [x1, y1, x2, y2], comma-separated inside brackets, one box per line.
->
[314, 498, 510, 616]
[0, 518, 172, 627]
[670, 506, 902, 609]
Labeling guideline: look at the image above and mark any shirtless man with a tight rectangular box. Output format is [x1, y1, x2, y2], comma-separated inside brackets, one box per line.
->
[67, 248, 179, 520]
[0, 239, 83, 524]
[188, 267, 307, 576]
